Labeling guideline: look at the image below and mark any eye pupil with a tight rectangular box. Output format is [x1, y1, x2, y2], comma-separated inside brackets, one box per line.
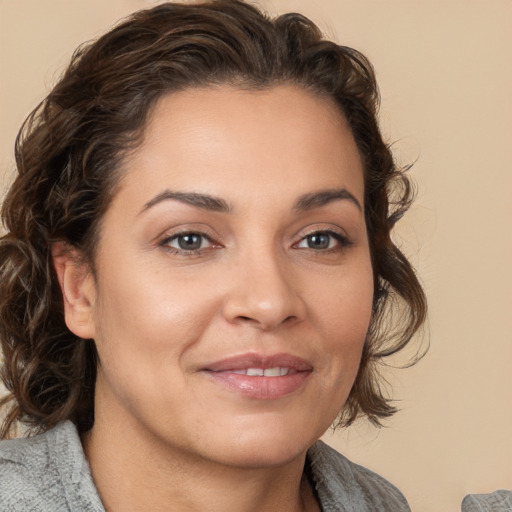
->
[308, 233, 330, 249]
[178, 233, 202, 250]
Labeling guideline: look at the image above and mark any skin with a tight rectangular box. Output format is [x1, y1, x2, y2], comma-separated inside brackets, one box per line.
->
[55, 85, 374, 512]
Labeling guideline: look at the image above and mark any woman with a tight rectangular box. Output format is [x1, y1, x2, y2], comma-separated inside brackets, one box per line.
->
[0, 1, 426, 510]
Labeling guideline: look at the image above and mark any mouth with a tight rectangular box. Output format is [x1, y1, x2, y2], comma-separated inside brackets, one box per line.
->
[201, 353, 313, 399]
[230, 367, 297, 377]
[204, 353, 312, 373]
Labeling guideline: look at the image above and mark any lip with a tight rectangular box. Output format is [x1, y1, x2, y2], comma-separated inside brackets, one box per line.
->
[201, 352, 313, 400]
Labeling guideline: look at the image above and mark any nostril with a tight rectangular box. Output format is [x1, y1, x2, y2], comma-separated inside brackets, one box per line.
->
[234, 314, 296, 327]
[223, 280, 306, 330]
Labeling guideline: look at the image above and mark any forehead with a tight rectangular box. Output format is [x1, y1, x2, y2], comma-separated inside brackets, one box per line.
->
[115, 84, 365, 210]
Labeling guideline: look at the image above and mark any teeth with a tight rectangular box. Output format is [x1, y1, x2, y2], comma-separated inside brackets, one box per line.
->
[246, 368, 264, 376]
[235, 367, 290, 377]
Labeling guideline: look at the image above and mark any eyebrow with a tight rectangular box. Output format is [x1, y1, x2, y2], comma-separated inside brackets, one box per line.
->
[294, 188, 362, 212]
[140, 190, 232, 214]
[140, 187, 361, 215]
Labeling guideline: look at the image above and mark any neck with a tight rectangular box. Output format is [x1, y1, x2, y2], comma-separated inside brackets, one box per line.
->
[82, 408, 319, 512]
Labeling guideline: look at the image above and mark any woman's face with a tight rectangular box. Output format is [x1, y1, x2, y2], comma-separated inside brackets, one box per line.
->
[73, 85, 374, 467]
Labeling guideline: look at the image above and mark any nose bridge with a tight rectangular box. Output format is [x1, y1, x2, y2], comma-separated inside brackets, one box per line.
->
[223, 241, 304, 330]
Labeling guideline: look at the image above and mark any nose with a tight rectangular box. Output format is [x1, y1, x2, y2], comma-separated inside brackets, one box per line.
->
[222, 249, 306, 331]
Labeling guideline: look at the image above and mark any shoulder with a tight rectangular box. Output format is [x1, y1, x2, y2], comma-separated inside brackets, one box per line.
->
[307, 440, 410, 512]
[0, 421, 104, 511]
[462, 490, 512, 512]
[0, 425, 61, 510]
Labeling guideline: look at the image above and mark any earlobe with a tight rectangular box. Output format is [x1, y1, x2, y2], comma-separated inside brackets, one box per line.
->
[51, 242, 96, 340]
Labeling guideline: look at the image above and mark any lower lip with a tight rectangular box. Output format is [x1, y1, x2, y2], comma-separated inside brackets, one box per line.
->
[203, 371, 311, 399]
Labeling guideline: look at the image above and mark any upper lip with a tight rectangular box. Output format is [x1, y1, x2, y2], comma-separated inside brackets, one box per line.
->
[203, 352, 313, 372]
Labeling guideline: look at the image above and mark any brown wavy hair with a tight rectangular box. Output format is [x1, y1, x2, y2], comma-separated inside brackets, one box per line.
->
[0, 0, 427, 438]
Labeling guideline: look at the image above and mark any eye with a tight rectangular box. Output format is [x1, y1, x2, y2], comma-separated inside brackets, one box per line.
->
[295, 230, 347, 250]
[161, 232, 213, 252]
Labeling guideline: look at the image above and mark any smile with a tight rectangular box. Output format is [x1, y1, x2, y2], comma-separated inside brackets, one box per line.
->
[230, 367, 295, 376]
[202, 353, 312, 399]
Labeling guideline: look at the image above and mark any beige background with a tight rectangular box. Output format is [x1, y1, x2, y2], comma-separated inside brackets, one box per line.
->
[1, 1, 511, 510]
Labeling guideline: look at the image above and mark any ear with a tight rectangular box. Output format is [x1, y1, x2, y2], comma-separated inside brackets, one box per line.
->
[52, 241, 97, 340]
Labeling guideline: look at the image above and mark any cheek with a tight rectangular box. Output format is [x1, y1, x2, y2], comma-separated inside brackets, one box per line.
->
[91, 263, 220, 368]
[318, 264, 374, 367]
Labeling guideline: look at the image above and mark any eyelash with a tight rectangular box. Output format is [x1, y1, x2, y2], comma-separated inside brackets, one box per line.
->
[159, 229, 351, 256]
[159, 232, 216, 255]
[294, 230, 352, 252]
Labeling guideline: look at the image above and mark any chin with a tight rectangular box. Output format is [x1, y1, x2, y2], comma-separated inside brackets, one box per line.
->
[201, 420, 321, 469]
[216, 440, 311, 470]
[186, 399, 341, 469]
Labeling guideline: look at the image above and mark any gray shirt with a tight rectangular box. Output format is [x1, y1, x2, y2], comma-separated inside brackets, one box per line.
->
[0, 421, 410, 511]
[461, 490, 512, 512]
